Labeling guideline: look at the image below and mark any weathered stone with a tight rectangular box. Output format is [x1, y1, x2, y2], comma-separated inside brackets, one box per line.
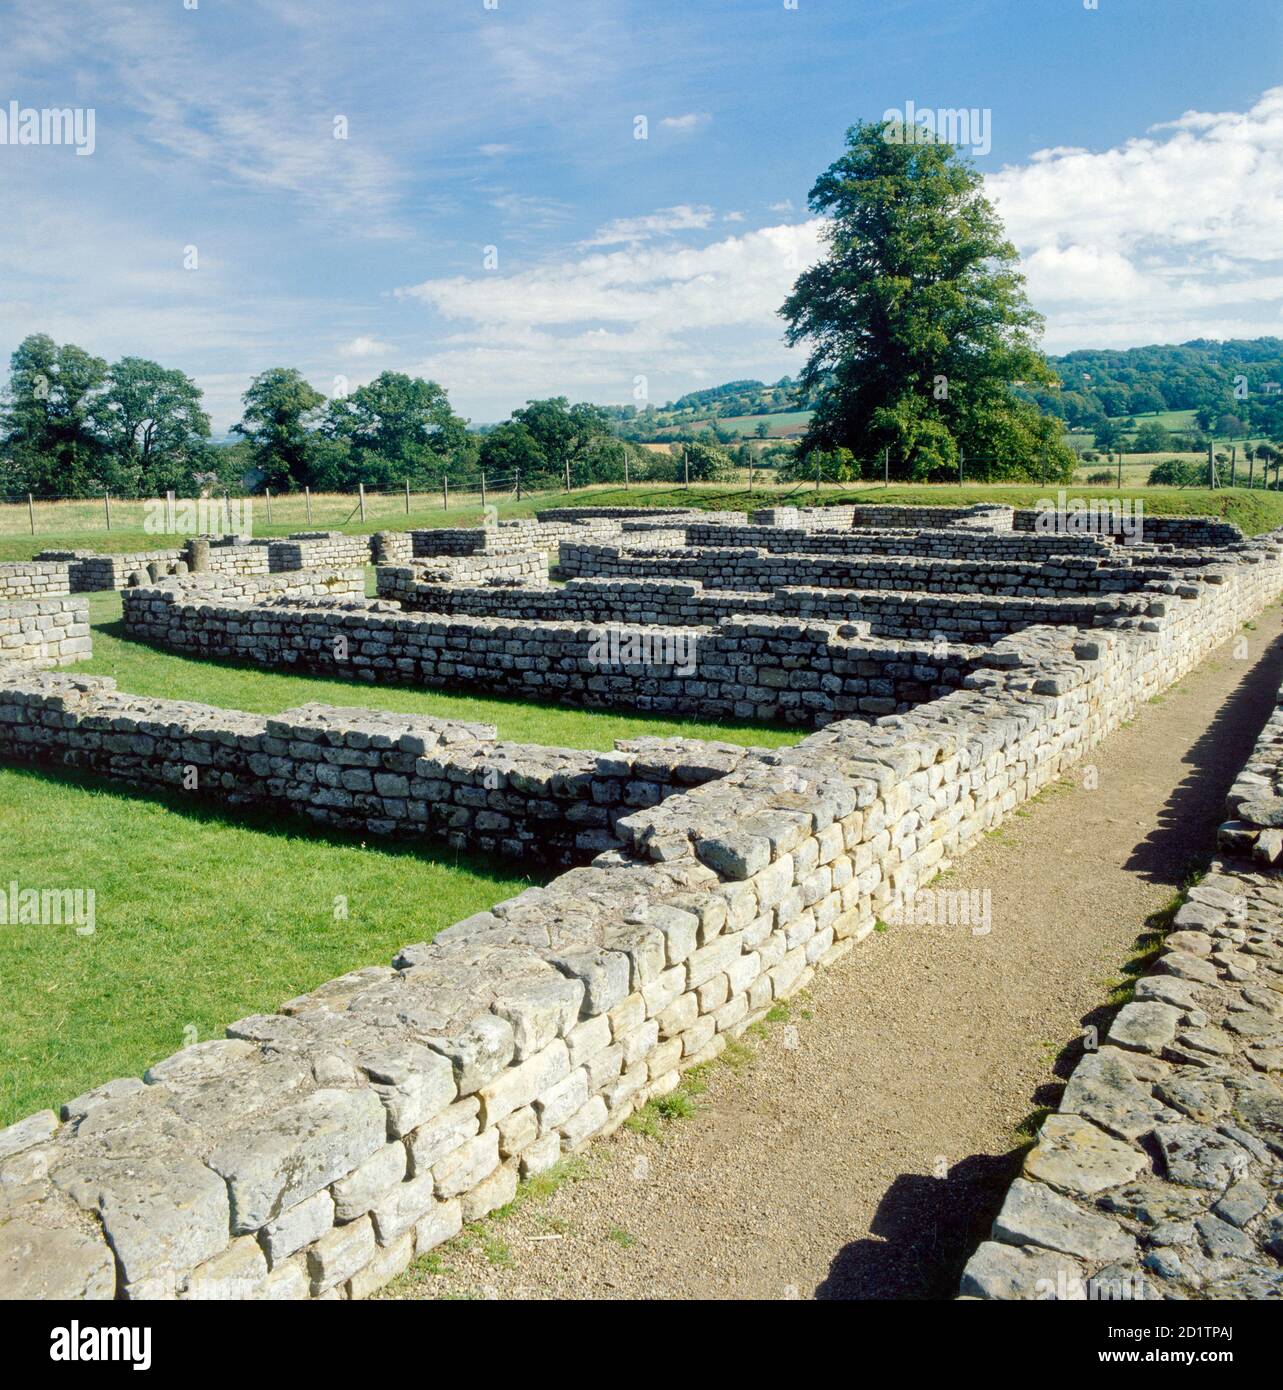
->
[992, 1179, 1136, 1262]
[1023, 1115, 1148, 1196]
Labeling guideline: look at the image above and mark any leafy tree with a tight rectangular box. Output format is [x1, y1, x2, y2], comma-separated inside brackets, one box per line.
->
[1093, 419, 1124, 453]
[324, 371, 471, 483]
[1, 333, 107, 496]
[1131, 421, 1171, 454]
[669, 439, 734, 482]
[233, 368, 327, 490]
[1147, 458, 1198, 486]
[511, 398, 614, 480]
[95, 357, 211, 494]
[778, 446, 859, 482]
[477, 421, 548, 480]
[781, 120, 1073, 481]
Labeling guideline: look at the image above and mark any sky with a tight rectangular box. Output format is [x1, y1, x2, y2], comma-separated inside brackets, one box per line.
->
[1, 0, 1282, 433]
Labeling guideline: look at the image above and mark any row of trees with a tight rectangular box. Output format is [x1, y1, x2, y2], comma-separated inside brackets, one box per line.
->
[0, 335, 212, 498]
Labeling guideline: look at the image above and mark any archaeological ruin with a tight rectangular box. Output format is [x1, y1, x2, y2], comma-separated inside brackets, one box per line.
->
[1, 500, 1282, 1301]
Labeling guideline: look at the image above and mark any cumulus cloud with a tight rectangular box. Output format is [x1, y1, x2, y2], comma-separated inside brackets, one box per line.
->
[987, 86, 1283, 348]
[659, 112, 711, 132]
[395, 220, 821, 414]
[338, 335, 392, 359]
[580, 205, 716, 246]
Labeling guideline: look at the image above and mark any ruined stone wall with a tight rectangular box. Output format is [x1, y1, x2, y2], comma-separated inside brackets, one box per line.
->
[961, 652, 1283, 1300]
[120, 587, 974, 724]
[0, 683, 748, 865]
[0, 561, 72, 599]
[557, 543, 1162, 595]
[848, 503, 1014, 531]
[684, 524, 1115, 561]
[0, 596, 91, 669]
[268, 534, 374, 572]
[2, 533, 1278, 1301]
[35, 550, 186, 591]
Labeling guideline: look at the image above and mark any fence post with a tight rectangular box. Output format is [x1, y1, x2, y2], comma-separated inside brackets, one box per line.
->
[884, 447, 889, 487]
[358, 482, 366, 521]
[265, 487, 273, 525]
[958, 449, 964, 486]
[516, 469, 522, 502]
[623, 452, 630, 489]
[1231, 446, 1237, 488]
[564, 461, 571, 493]
[405, 478, 411, 514]
[104, 489, 112, 531]
[443, 475, 449, 510]
[683, 451, 689, 489]
[480, 473, 487, 510]
[305, 486, 312, 523]
[27, 493, 34, 535]
[1116, 449, 1121, 489]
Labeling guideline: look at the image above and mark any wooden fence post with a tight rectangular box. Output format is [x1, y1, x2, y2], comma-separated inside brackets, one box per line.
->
[358, 483, 366, 521]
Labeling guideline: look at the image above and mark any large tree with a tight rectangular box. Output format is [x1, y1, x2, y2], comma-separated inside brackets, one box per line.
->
[233, 367, 328, 490]
[323, 371, 472, 484]
[511, 397, 614, 481]
[95, 356, 211, 494]
[1, 334, 107, 496]
[780, 121, 1073, 481]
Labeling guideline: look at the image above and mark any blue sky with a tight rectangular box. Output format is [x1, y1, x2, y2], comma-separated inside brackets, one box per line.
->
[2, 0, 1282, 431]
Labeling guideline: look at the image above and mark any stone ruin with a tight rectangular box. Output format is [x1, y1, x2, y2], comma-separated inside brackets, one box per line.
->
[1, 502, 1282, 1301]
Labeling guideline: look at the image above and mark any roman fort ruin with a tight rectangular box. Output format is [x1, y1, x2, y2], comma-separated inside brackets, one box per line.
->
[1, 501, 1281, 1301]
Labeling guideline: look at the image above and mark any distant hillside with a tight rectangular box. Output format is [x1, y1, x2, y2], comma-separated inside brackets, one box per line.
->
[603, 339, 1283, 450]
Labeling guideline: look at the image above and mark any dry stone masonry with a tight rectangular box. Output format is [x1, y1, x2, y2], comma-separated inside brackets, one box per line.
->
[1, 504, 1281, 1301]
[961, 672, 1283, 1300]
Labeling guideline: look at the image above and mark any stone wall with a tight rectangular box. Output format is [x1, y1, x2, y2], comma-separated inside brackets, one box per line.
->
[960, 664, 1283, 1300]
[0, 561, 71, 599]
[0, 596, 91, 669]
[684, 523, 1115, 561]
[268, 534, 374, 572]
[35, 550, 186, 591]
[120, 586, 975, 725]
[557, 542, 1165, 596]
[0, 681, 749, 865]
[2, 516, 1281, 1303]
[370, 571, 1160, 644]
[380, 552, 548, 596]
[848, 503, 1015, 531]
[1010, 509, 1243, 548]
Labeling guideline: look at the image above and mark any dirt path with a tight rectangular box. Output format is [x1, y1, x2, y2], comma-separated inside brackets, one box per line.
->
[389, 603, 1283, 1302]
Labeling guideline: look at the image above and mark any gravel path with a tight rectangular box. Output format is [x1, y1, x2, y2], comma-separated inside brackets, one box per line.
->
[386, 604, 1283, 1301]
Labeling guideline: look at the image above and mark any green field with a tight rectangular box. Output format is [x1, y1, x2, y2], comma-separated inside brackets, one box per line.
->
[0, 588, 807, 1121]
[6, 477, 1283, 562]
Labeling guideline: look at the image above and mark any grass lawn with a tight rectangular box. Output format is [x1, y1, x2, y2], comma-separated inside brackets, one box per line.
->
[74, 591, 802, 751]
[5, 479, 1283, 561]
[0, 763, 538, 1126]
[0, 591, 805, 1124]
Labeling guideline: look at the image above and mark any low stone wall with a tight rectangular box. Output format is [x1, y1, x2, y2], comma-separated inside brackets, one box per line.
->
[0, 683, 750, 865]
[685, 523, 1115, 562]
[3, 532, 1279, 1301]
[380, 552, 547, 596]
[121, 586, 974, 724]
[35, 549, 186, 591]
[0, 561, 71, 599]
[961, 676, 1283, 1299]
[1011, 509, 1243, 548]
[268, 534, 373, 572]
[849, 503, 1015, 531]
[155, 569, 368, 605]
[0, 596, 91, 669]
[371, 572, 1160, 644]
[558, 542, 1165, 596]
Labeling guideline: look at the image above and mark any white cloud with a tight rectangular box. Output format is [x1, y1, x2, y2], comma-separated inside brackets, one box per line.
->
[394, 220, 819, 416]
[479, 143, 514, 157]
[987, 86, 1283, 349]
[768, 199, 795, 213]
[581, 205, 716, 246]
[660, 113, 711, 132]
[339, 336, 393, 359]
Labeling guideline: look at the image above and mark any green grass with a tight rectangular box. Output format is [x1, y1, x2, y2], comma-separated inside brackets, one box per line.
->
[7, 476, 1283, 560]
[72, 591, 802, 752]
[0, 763, 536, 1126]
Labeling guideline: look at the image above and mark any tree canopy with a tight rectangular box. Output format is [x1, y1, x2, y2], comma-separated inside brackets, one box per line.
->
[780, 120, 1074, 481]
